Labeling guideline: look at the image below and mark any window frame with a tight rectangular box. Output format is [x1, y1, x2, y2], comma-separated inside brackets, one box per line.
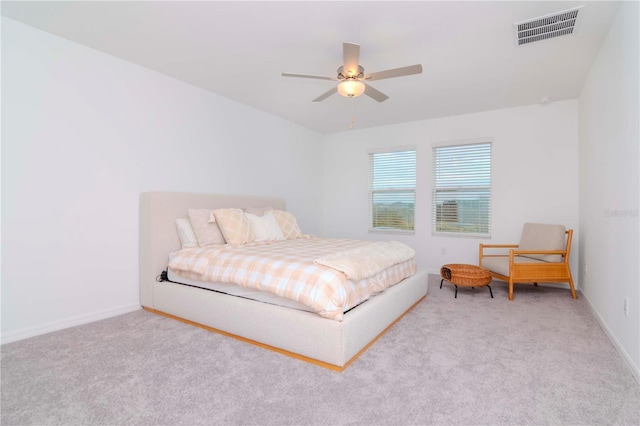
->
[368, 146, 417, 235]
[432, 141, 492, 238]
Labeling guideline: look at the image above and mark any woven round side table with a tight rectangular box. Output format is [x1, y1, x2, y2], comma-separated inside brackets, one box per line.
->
[440, 264, 493, 298]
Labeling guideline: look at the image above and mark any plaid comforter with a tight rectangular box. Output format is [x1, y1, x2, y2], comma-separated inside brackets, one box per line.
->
[168, 237, 416, 321]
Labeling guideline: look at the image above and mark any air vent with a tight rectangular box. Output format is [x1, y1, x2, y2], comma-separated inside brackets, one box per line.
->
[514, 6, 584, 46]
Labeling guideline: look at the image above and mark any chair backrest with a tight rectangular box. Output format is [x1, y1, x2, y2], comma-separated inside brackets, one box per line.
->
[519, 223, 567, 262]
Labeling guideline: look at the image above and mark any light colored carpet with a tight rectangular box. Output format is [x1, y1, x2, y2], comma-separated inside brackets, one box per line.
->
[2, 275, 639, 425]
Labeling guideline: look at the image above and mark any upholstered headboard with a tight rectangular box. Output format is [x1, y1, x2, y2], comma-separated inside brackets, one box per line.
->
[139, 192, 286, 308]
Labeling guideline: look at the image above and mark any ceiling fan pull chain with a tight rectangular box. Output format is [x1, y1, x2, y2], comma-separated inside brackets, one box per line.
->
[349, 98, 356, 129]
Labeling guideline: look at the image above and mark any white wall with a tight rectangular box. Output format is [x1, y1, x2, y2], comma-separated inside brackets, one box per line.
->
[578, 1, 639, 379]
[1, 18, 324, 342]
[323, 101, 580, 276]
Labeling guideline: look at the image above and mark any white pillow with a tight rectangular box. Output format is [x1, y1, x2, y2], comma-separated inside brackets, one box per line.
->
[175, 217, 199, 249]
[246, 213, 285, 242]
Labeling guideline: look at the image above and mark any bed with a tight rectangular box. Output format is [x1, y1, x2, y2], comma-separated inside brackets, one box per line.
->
[139, 191, 428, 371]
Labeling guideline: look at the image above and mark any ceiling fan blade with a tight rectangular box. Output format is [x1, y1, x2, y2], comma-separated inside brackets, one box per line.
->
[363, 83, 389, 102]
[343, 42, 361, 77]
[366, 64, 423, 81]
[312, 87, 337, 102]
[282, 72, 335, 81]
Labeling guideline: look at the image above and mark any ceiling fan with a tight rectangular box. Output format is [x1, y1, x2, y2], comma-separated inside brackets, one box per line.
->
[282, 42, 422, 103]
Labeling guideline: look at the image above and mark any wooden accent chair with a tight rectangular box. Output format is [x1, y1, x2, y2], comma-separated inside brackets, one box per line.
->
[479, 223, 577, 301]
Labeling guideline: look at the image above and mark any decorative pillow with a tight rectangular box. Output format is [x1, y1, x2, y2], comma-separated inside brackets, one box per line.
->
[519, 223, 566, 263]
[268, 209, 302, 240]
[246, 213, 285, 242]
[212, 208, 253, 246]
[175, 217, 199, 249]
[188, 209, 226, 247]
[243, 206, 273, 216]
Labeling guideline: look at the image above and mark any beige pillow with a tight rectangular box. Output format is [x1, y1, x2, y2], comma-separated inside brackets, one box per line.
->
[188, 209, 226, 247]
[243, 206, 273, 216]
[212, 208, 253, 247]
[246, 213, 285, 242]
[269, 209, 302, 240]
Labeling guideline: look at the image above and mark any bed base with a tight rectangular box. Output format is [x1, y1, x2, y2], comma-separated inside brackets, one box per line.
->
[139, 191, 428, 371]
[145, 272, 427, 371]
[144, 292, 426, 372]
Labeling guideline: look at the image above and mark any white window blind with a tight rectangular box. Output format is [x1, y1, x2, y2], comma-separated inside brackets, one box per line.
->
[432, 142, 491, 236]
[369, 148, 416, 232]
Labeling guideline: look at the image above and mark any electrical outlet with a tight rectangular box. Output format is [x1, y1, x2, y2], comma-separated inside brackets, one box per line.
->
[624, 297, 629, 317]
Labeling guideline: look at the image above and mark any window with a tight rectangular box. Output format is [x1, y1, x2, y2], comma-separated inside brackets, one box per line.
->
[432, 142, 491, 236]
[369, 148, 416, 233]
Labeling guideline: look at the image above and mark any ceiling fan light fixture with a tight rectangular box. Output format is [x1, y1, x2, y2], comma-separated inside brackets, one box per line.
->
[337, 79, 365, 98]
[282, 42, 421, 103]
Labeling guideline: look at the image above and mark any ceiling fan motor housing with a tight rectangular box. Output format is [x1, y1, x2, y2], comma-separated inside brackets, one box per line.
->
[337, 65, 364, 80]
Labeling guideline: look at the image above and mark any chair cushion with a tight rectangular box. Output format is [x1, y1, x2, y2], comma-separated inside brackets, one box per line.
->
[482, 256, 549, 277]
[519, 223, 566, 263]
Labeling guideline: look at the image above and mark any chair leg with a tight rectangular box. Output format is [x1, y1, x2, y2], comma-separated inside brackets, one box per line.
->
[567, 273, 577, 299]
[508, 278, 514, 301]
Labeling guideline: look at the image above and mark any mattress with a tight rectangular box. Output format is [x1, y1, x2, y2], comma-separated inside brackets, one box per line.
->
[168, 237, 417, 320]
[166, 268, 314, 312]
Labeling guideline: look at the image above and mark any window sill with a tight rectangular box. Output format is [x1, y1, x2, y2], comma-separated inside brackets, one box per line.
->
[369, 228, 415, 236]
[432, 231, 491, 239]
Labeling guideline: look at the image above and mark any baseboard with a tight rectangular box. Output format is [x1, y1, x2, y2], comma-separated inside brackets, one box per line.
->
[582, 292, 640, 385]
[0, 304, 141, 345]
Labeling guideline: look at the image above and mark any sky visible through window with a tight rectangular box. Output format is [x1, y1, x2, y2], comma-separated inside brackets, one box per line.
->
[372, 150, 416, 185]
[370, 149, 416, 231]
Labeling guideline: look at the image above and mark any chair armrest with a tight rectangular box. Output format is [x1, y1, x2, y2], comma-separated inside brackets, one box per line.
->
[479, 244, 518, 257]
[480, 244, 519, 249]
[512, 249, 567, 255]
[479, 243, 519, 266]
[512, 249, 568, 263]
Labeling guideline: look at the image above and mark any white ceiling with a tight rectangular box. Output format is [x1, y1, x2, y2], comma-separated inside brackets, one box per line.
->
[1, 1, 621, 134]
